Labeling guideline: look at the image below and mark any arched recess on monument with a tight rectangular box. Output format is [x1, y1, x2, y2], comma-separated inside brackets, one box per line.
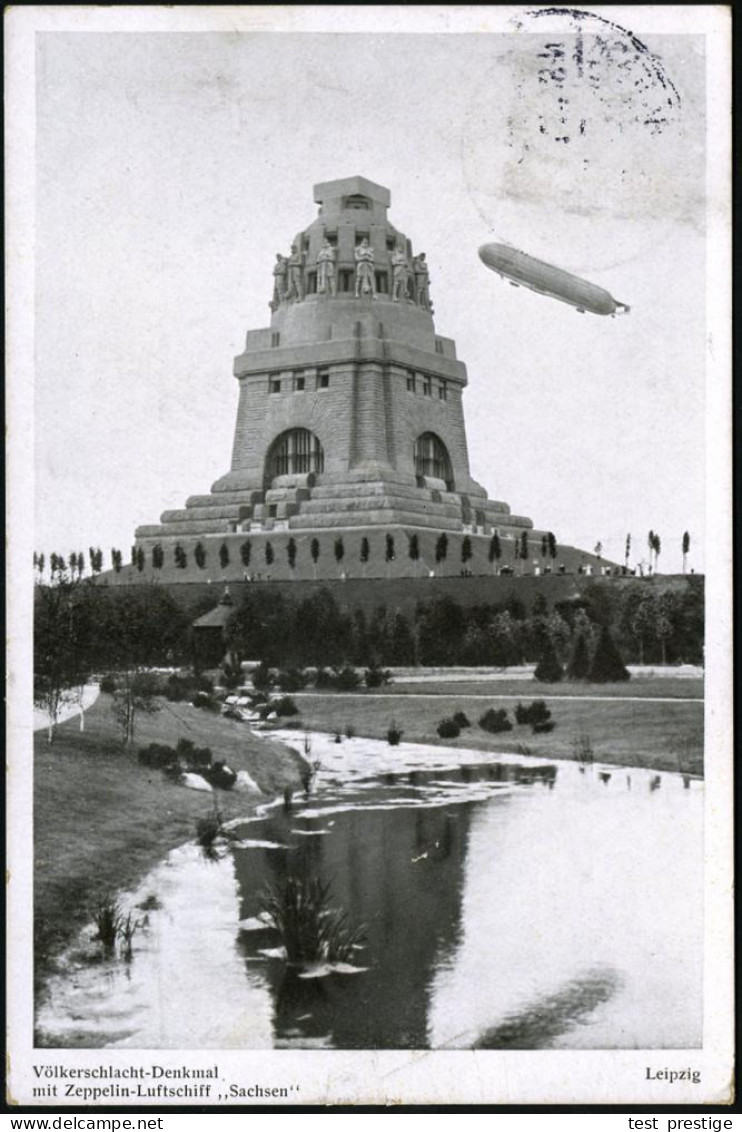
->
[265, 428, 325, 488]
[414, 432, 454, 491]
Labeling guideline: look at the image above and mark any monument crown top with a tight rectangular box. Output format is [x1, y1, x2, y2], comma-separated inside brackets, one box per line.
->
[313, 176, 391, 210]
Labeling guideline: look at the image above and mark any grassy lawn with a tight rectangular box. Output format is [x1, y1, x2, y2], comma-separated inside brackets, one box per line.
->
[34, 694, 306, 989]
[358, 677, 703, 700]
[283, 684, 703, 778]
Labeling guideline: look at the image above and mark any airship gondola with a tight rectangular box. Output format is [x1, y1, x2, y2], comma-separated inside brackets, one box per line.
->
[479, 243, 629, 317]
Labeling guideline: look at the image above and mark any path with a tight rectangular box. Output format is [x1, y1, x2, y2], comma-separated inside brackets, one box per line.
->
[33, 683, 100, 732]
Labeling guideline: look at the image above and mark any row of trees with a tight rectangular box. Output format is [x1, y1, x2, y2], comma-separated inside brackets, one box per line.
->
[223, 579, 703, 671]
[34, 529, 694, 580]
[33, 532, 559, 580]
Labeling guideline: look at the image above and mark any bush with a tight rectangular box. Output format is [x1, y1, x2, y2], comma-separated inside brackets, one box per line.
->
[452, 711, 471, 728]
[479, 708, 513, 734]
[532, 720, 555, 734]
[251, 661, 274, 692]
[567, 634, 591, 681]
[204, 761, 236, 791]
[364, 663, 391, 688]
[437, 717, 461, 739]
[273, 695, 300, 718]
[99, 674, 117, 695]
[276, 667, 309, 692]
[332, 665, 361, 692]
[138, 742, 178, 769]
[588, 626, 630, 683]
[344, 723, 356, 740]
[165, 672, 212, 702]
[387, 722, 404, 746]
[164, 674, 191, 702]
[534, 640, 564, 683]
[221, 660, 242, 691]
[515, 700, 551, 726]
[176, 738, 212, 770]
[314, 667, 334, 689]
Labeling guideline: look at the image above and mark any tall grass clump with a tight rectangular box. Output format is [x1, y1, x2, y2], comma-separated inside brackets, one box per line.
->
[572, 732, 594, 765]
[92, 897, 142, 958]
[387, 721, 404, 746]
[94, 897, 123, 954]
[261, 876, 365, 965]
[196, 810, 224, 859]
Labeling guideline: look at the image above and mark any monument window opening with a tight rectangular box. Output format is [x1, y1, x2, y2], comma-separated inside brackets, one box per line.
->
[269, 377, 281, 394]
[306, 272, 318, 295]
[271, 332, 280, 348]
[386, 235, 397, 250]
[318, 369, 330, 389]
[435, 339, 444, 355]
[267, 429, 325, 481]
[295, 374, 305, 392]
[345, 195, 370, 210]
[324, 232, 338, 245]
[406, 372, 416, 393]
[423, 376, 432, 397]
[375, 271, 389, 295]
[438, 381, 448, 401]
[414, 432, 453, 489]
[339, 270, 353, 293]
[355, 231, 370, 245]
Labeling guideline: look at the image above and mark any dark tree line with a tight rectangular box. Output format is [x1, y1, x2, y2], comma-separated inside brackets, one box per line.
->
[223, 579, 703, 670]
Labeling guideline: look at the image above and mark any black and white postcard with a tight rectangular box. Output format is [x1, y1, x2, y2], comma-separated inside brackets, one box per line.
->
[6, 4, 733, 1108]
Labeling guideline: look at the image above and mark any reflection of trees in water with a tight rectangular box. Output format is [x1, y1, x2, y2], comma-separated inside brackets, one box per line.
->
[234, 799, 476, 1049]
[473, 968, 621, 1049]
[233, 759, 564, 1048]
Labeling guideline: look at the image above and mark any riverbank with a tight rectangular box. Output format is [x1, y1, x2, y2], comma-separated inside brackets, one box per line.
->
[34, 694, 306, 991]
[281, 676, 703, 777]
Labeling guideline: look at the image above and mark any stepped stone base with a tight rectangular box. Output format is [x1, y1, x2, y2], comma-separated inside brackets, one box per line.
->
[135, 468, 535, 544]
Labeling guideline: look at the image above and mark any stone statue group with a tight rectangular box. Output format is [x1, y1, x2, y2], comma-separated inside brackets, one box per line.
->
[271, 239, 431, 310]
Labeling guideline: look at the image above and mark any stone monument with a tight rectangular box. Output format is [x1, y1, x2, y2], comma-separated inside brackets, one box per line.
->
[133, 176, 589, 582]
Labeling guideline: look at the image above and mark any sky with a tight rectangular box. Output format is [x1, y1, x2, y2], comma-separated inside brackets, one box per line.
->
[32, 16, 709, 573]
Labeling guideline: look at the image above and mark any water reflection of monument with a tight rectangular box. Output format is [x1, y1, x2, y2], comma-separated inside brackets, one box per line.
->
[233, 799, 475, 1048]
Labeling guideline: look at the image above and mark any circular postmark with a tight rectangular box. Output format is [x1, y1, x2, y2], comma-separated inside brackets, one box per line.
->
[461, 10, 700, 275]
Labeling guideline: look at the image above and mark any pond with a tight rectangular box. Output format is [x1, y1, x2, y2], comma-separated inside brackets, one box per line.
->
[36, 735, 702, 1050]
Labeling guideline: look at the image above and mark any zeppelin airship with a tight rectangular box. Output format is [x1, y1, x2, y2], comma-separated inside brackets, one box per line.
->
[478, 243, 630, 317]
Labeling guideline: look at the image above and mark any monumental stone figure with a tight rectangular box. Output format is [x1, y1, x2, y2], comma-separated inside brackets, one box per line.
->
[413, 253, 431, 310]
[271, 253, 288, 309]
[316, 239, 337, 296]
[391, 243, 410, 303]
[286, 243, 305, 302]
[354, 237, 376, 299]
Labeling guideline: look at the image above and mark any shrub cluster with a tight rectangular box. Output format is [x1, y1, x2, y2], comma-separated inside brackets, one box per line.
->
[138, 737, 235, 788]
[164, 672, 213, 702]
[515, 700, 555, 734]
[437, 717, 461, 739]
[478, 708, 513, 734]
[364, 663, 392, 688]
[316, 665, 362, 691]
[276, 667, 309, 692]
